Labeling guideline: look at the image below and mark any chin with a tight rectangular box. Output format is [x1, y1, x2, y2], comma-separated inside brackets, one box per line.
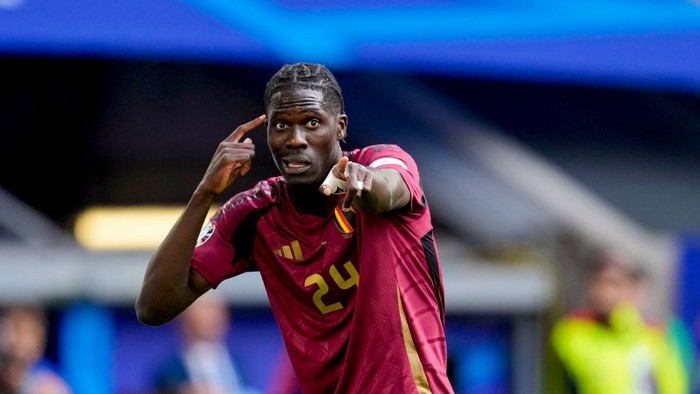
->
[284, 173, 319, 187]
[284, 175, 323, 188]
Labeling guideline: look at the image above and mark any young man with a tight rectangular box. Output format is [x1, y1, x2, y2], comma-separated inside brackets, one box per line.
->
[136, 63, 454, 393]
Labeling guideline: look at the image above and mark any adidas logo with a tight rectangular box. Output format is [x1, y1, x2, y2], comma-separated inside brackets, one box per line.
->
[274, 240, 304, 261]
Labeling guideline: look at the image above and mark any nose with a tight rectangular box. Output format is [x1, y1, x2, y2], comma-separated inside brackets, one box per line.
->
[287, 126, 308, 149]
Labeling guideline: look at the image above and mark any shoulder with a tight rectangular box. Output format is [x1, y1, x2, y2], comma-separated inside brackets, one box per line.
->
[199, 178, 284, 240]
[26, 360, 72, 394]
[349, 144, 416, 170]
[568, 308, 600, 322]
[213, 177, 284, 219]
[552, 309, 601, 336]
[643, 315, 667, 332]
[231, 177, 284, 207]
[349, 144, 410, 158]
[551, 310, 604, 356]
[28, 358, 65, 377]
[642, 318, 670, 341]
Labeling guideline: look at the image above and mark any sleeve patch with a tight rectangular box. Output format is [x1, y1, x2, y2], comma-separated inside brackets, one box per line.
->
[196, 221, 216, 247]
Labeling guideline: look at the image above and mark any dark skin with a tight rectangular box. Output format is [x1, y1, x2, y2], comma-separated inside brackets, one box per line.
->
[267, 88, 345, 216]
[135, 87, 410, 326]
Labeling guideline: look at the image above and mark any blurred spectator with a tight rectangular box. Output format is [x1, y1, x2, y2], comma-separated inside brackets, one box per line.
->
[0, 304, 72, 394]
[546, 247, 688, 394]
[152, 291, 259, 394]
[628, 264, 695, 393]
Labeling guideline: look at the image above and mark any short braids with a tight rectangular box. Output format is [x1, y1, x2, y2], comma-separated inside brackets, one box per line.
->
[264, 63, 345, 116]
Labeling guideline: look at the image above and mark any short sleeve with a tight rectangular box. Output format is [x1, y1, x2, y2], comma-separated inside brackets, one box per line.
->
[191, 188, 267, 288]
[351, 144, 425, 212]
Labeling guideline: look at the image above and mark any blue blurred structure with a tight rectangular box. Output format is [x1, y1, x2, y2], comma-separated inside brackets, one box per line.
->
[59, 303, 114, 394]
[446, 318, 512, 394]
[1, 0, 700, 91]
[678, 234, 700, 393]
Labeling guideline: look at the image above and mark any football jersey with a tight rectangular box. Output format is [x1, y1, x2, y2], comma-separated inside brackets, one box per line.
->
[192, 144, 454, 394]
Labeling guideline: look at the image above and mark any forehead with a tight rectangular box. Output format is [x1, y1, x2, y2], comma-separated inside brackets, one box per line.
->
[268, 88, 326, 115]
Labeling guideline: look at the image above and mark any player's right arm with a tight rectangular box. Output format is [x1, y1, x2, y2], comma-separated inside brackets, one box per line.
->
[135, 115, 265, 326]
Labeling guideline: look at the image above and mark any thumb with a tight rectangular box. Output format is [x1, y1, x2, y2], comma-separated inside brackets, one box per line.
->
[243, 137, 252, 144]
[320, 159, 349, 196]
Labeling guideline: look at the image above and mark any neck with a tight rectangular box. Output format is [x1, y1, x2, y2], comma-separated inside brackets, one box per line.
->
[288, 183, 338, 216]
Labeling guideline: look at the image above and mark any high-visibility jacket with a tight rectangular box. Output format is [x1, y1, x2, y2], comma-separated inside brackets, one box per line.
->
[548, 304, 688, 394]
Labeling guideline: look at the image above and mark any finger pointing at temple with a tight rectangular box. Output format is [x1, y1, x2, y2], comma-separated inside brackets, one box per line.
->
[225, 114, 266, 143]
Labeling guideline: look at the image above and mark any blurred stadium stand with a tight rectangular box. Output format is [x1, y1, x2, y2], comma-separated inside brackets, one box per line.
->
[1, 1, 700, 393]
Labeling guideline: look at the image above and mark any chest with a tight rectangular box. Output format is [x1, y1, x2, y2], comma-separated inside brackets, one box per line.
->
[253, 206, 361, 316]
[254, 205, 357, 276]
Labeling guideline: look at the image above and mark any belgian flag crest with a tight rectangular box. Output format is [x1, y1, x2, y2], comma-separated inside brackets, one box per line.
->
[333, 205, 356, 235]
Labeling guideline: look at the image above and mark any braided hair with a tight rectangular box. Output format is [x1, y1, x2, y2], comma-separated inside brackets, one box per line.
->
[263, 63, 345, 116]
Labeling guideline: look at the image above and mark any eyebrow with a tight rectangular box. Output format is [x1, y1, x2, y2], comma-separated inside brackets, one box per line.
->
[270, 108, 324, 118]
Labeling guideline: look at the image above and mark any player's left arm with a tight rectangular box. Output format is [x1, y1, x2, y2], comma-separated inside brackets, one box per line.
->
[319, 156, 410, 214]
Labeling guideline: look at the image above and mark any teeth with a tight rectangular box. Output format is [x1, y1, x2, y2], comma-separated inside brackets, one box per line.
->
[287, 162, 307, 168]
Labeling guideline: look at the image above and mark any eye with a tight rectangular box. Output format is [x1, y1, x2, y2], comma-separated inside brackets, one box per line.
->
[306, 119, 320, 129]
[274, 121, 288, 130]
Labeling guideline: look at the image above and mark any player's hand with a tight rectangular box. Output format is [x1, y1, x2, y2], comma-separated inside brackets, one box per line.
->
[319, 156, 373, 211]
[197, 114, 265, 196]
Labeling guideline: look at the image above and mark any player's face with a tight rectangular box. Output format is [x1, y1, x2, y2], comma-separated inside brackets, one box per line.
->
[588, 263, 631, 319]
[266, 87, 346, 187]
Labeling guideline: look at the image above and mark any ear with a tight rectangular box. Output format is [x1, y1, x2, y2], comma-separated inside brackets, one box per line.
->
[336, 114, 348, 141]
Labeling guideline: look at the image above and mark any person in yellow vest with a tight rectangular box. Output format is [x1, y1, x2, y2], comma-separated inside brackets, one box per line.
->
[547, 248, 688, 394]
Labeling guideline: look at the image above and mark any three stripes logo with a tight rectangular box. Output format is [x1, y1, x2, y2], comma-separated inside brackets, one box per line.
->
[274, 240, 304, 261]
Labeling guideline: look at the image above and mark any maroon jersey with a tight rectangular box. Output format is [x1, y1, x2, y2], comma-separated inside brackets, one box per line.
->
[192, 144, 453, 393]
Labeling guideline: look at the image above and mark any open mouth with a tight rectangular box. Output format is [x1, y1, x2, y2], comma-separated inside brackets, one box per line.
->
[283, 158, 312, 174]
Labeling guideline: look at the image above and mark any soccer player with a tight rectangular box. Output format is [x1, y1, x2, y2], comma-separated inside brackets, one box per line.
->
[136, 63, 455, 393]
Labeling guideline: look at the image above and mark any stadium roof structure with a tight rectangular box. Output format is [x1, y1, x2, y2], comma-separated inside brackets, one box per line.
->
[1, 0, 699, 92]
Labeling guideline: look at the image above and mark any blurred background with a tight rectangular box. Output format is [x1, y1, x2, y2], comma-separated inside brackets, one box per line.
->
[1, 0, 700, 393]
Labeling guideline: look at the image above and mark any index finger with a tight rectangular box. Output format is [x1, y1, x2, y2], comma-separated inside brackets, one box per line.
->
[335, 156, 349, 177]
[225, 114, 266, 143]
